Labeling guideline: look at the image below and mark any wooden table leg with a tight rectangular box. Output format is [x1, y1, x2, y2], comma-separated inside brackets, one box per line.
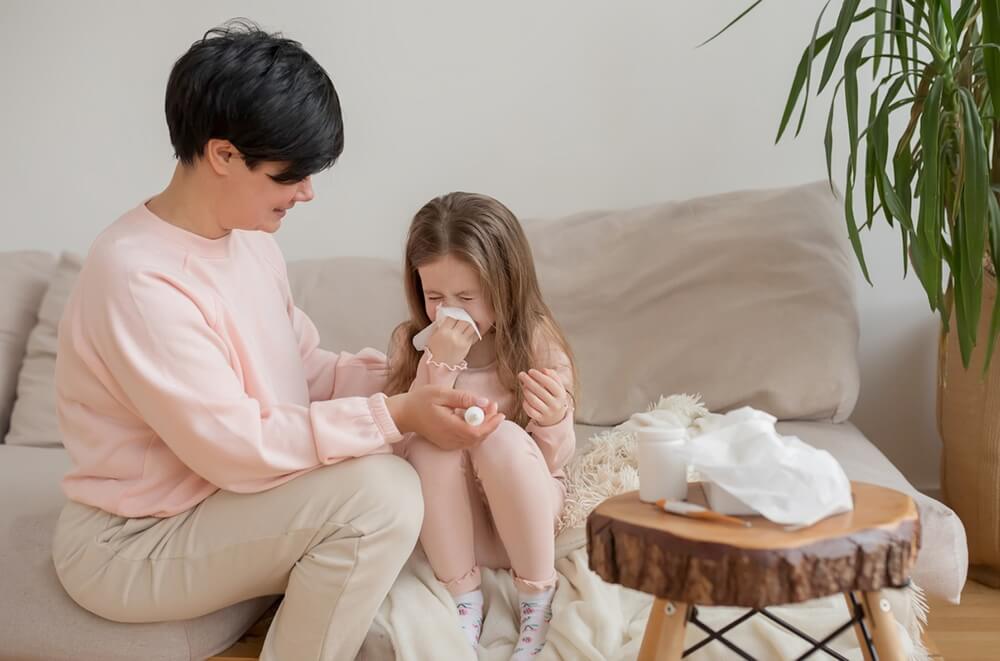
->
[845, 591, 905, 661]
[638, 598, 689, 661]
[863, 591, 906, 661]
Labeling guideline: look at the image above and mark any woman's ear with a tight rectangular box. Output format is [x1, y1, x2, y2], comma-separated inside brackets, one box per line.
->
[204, 138, 239, 177]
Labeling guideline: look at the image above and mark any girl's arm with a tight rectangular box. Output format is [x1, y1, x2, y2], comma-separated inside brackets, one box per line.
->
[524, 343, 577, 473]
[389, 325, 468, 391]
[385, 325, 503, 452]
[414, 348, 466, 389]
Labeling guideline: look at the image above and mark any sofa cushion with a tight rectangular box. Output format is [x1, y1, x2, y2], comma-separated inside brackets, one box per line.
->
[524, 180, 861, 426]
[287, 256, 406, 354]
[0, 251, 55, 440]
[0, 445, 274, 661]
[6, 253, 81, 446]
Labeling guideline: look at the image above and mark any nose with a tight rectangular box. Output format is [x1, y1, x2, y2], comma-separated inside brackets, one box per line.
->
[294, 176, 315, 203]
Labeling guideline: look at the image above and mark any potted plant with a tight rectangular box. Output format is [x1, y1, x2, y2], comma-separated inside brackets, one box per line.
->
[711, 0, 1000, 586]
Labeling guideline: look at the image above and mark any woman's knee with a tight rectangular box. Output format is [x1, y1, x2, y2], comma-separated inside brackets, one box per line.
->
[308, 454, 424, 544]
[356, 454, 424, 540]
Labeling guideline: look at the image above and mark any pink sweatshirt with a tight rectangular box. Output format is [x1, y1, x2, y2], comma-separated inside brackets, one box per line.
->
[56, 204, 401, 518]
[404, 341, 576, 478]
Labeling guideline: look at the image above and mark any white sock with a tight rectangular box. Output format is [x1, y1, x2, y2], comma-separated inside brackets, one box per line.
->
[511, 587, 555, 659]
[454, 589, 484, 648]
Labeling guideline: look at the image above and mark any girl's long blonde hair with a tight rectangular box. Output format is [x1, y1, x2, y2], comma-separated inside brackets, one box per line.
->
[385, 192, 576, 427]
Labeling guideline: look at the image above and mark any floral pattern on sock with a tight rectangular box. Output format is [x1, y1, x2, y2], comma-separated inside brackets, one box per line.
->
[511, 594, 554, 659]
[456, 597, 484, 647]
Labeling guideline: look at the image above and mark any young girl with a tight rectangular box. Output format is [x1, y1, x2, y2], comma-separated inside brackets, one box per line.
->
[386, 192, 576, 658]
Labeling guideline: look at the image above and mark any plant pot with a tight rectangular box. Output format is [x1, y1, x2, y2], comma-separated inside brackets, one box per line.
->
[938, 268, 1000, 587]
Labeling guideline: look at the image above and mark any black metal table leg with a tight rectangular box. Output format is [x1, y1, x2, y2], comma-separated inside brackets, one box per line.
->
[680, 595, 881, 660]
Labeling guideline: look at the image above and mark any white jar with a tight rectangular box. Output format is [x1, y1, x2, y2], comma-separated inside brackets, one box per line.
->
[636, 428, 689, 503]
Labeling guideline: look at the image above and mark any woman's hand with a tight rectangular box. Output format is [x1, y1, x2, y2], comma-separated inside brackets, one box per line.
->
[386, 386, 503, 450]
[518, 368, 570, 427]
[426, 317, 478, 366]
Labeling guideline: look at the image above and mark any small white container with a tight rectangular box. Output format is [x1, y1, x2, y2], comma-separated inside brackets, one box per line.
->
[636, 428, 689, 503]
[463, 406, 485, 426]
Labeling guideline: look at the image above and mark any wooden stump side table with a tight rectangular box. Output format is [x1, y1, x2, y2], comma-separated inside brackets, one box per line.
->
[586, 482, 920, 660]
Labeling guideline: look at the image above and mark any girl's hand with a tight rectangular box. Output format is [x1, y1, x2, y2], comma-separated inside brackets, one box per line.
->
[518, 368, 570, 427]
[426, 317, 478, 366]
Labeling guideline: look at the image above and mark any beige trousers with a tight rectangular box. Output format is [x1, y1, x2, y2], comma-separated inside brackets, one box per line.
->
[51, 454, 423, 661]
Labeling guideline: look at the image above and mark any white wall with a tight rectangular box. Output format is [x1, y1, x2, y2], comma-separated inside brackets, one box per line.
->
[0, 1, 942, 491]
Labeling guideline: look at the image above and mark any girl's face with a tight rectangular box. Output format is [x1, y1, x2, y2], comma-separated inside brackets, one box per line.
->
[417, 254, 495, 337]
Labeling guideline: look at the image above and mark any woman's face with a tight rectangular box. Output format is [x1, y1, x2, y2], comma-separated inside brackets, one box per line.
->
[417, 254, 495, 337]
[221, 160, 314, 234]
[209, 139, 316, 234]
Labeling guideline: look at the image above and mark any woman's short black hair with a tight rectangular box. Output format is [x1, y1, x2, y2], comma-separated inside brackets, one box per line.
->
[165, 19, 343, 183]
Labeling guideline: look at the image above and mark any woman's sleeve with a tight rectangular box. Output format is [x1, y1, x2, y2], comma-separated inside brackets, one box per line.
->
[291, 305, 392, 401]
[86, 270, 400, 493]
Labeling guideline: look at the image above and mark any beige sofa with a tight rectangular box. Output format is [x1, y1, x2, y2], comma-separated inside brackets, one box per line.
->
[0, 181, 968, 660]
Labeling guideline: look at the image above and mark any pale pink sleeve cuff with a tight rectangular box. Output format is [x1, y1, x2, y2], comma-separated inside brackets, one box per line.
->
[368, 392, 403, 444]
[414, 349, 466, 389]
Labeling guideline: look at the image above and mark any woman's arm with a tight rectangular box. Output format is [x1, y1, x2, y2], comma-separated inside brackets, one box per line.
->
[292, 305, 392, 400]
[87, 270, 400, 493]
[259, 233, 391, 402]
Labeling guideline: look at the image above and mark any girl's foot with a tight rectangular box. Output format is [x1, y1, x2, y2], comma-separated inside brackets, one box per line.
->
[511, 587, 555, 659]
[455, 589, 485, 648]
